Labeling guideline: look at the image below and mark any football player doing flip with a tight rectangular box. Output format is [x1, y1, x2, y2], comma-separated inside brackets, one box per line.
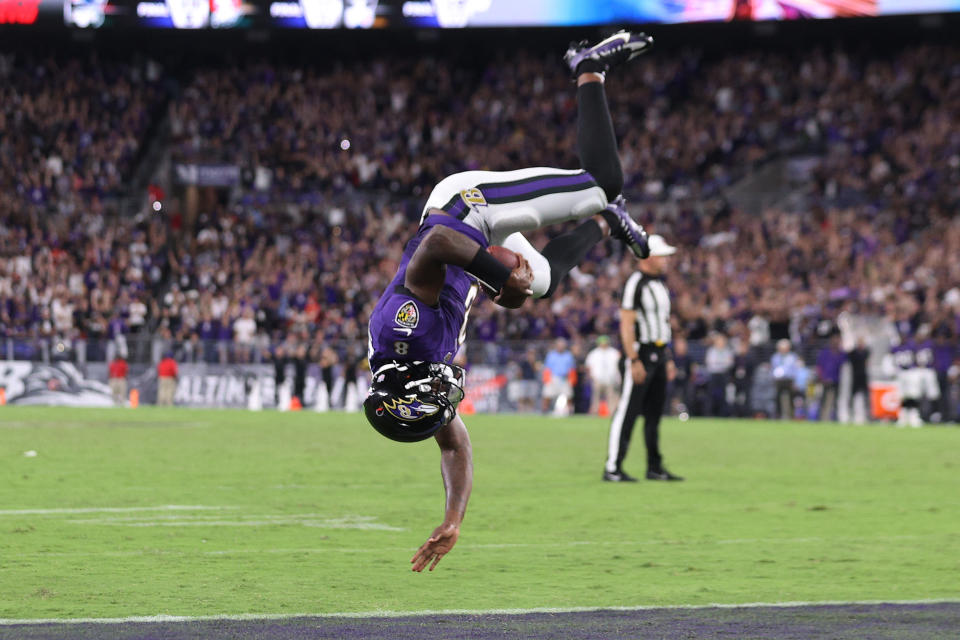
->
[363, 31, 654, 572]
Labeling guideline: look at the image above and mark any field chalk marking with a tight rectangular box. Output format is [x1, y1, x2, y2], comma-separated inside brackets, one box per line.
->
[2, 599, 959, 626]
[0, 508, 401, 532]
[62, 513, 404, 531]
[0, 505, 232, 516]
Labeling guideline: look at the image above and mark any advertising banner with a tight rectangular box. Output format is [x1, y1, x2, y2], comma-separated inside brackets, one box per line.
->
[170, 363, 368, 410]
[0, 359, 508, 412]
[0, 361, 115, 407]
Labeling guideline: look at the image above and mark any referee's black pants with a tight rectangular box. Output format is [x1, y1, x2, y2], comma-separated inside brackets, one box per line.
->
[605, 344, 668, 474]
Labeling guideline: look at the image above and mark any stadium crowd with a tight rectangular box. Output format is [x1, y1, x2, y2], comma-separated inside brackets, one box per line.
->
[1, 42, 959, 418]
[0, 53, 166, 216]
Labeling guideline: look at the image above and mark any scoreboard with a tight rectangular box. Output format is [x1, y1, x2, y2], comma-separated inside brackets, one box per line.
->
[1, 0, 958, 29]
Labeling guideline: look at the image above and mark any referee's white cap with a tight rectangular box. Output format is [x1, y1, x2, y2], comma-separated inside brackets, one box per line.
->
[647, 234, 677, 257]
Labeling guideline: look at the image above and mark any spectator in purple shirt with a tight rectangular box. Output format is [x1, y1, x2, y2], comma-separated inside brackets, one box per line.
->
[816, 334, 845, 421]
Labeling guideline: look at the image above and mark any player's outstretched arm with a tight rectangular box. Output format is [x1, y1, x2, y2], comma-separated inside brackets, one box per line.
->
[410, 414, 472, 572]
[406, 224, 531, 306]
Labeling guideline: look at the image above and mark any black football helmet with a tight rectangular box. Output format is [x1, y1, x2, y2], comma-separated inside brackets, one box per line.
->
[364, 361, 465, 443]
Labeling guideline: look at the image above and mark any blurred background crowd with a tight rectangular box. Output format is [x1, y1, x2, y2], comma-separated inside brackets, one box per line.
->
[1, 35, 958, 420]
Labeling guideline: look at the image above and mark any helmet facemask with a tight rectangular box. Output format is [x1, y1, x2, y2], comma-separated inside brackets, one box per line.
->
[363, 361, 465, 443]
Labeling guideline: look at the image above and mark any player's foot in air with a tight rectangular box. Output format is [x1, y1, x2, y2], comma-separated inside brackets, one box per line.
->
[564, 30, 654, 77]
[603, 196, 650, 259]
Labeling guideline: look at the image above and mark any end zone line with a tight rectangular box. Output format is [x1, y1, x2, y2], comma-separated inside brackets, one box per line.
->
[2, 599, 959, 626]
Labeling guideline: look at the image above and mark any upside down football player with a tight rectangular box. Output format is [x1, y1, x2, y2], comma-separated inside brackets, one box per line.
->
[363, 31, 653, 572]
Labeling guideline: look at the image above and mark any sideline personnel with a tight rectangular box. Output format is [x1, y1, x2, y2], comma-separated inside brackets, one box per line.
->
[604, 234, 684, 482]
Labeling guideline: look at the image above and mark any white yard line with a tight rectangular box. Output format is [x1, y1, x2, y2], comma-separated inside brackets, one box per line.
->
[0, 505, 232, 516]
[77, 519, 405, 530]
[1, 599, 959, 626]
[64, 513, 405, 531]
[68, 513, 381, 522]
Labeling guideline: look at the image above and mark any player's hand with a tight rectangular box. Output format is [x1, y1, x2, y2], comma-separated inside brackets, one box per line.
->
[630, 359, 647, 385]
[493, 255, 534, 309]
[666, 360, 677, 382]
[411, 522, 460, 572]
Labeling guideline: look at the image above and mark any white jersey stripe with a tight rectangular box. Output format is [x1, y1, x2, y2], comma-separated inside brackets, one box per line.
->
[605, 358, 635, 472]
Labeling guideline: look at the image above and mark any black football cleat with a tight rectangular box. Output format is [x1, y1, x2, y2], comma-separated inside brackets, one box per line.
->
[604, 196, 650, 259]
[564, 30, 654, 77]
[646, 468, 684, 481]
[603, 469, 638, 482]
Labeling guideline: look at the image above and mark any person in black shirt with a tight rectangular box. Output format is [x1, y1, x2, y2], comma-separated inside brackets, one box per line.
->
[732, 339, 756, 418]
[273, 344, 287, 407]
[292, 342, 308, 406]
[669, 335, 693, 416]
[846, 338, 870, 424]
[319, 345, 339, 409]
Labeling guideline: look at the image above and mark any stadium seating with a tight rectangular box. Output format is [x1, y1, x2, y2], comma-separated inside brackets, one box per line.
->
[1, 43, 958, 418]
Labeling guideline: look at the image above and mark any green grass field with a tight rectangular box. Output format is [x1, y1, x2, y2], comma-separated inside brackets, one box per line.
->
[1, 407, 958, 620]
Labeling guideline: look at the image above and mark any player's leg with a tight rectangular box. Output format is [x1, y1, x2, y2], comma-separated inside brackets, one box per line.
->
[422, 168, 628, 299]
[500, 224, 608, 299]
[574, 72, 622, 204]
[479, 69, 644, 248]
[564, 30, 655, 171]
[422, 166, 605, 233]
[492, 49, 651, 293]
[425, 34, 652, 249]
[497, 194, 643, 299]
[455, 71, 621, 239]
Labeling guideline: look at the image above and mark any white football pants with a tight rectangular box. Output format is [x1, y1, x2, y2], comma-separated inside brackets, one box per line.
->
[421, 167, 608, 298]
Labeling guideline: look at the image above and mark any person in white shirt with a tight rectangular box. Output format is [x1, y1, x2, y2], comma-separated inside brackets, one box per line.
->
[585, 335, 621, 415]
[704, 332, 735, 417]
[52, 296, 74, 333]
[128, 296, 147, 334]
[233, 307, 257, 362]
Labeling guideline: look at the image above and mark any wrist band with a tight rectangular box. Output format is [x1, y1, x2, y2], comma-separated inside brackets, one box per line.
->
[465, 247, 512, 295]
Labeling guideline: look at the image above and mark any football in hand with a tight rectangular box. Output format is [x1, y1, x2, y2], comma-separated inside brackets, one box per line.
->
[486, 245, 529, 309]
[487, 245, 520, 270]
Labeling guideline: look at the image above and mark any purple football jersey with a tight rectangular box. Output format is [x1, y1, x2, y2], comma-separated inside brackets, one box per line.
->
[368, 214, 485, 370]
[891, 340, 917, 370]
[914, 339, 935, 369]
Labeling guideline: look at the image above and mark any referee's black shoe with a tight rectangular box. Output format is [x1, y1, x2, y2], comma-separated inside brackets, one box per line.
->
[603, 469, 638, 482]
[646, 468, 684, 481]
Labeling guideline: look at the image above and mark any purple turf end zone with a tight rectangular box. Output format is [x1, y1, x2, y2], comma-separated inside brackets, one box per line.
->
[2, 602, 959, 640]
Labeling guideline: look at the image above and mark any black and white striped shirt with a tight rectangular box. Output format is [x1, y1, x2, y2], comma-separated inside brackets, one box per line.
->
[621, 271, 671, 346]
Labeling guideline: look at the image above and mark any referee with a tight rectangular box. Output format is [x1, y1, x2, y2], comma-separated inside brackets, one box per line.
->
[603, 234, 684, 482]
